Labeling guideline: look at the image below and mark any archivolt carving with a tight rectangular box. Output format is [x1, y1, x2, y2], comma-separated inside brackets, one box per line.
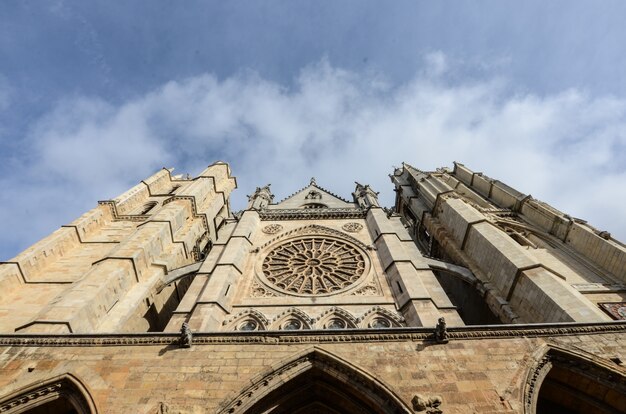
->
[523, 343, 626, 414]
[262, 237, 368, 296]
[316, 307, 359, 329]
[0, 373, 98, 414]
[270, 308, 315, 330]
[222, 309, 269, 331]
[358, 306, 405, 328]
[217, 347, 413, 414]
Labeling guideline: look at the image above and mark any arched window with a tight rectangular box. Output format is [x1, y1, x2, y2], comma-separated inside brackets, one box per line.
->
[139, 201, 158, 215]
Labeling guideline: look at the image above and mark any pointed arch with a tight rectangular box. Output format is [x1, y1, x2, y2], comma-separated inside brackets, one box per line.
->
[316, 306, 359, 329]
[358, 306, 405, 328]
[218, 347, 412, 414]
[524, 343, 626, 414]
[222, 308, 269, 331]
[270, 308, 315, 330]
[0, 373, 98, 414]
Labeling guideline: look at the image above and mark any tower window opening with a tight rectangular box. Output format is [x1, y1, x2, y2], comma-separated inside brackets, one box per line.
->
[139, 201, 158, 215]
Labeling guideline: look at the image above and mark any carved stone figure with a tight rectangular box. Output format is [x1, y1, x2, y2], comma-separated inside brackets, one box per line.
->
[434, 317, 448, 344]
[412, 394, 443, 413]
[179, 322, 192, 348]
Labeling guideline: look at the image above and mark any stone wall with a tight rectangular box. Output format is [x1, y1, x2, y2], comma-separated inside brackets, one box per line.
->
[1, 324, 625, 413]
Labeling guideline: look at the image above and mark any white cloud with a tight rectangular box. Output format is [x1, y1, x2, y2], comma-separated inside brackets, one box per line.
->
[2, 57, 626, 258]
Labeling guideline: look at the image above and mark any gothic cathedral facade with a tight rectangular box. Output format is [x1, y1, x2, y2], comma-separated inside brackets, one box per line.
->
[0, 161, 625, 413]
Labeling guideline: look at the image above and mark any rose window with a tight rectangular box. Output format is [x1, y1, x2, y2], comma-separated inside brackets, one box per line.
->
[262, 237, 367, 296]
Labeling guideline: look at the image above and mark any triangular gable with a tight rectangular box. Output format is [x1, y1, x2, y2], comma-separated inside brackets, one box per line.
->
[269, 178, 354, 209]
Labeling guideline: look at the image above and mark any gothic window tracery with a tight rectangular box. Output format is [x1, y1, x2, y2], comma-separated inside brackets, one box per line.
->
[261, 237, 367, 296]
[238, 320, 258, 331]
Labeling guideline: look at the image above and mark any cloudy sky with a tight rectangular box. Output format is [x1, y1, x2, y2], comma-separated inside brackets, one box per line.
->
[1, 1, 625, 259]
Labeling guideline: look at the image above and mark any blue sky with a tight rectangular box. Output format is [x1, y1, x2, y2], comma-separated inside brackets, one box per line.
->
[1, 1, 626, 259]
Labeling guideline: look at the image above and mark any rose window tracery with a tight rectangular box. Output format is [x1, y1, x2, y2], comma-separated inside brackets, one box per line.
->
[262, 237, 367, 296]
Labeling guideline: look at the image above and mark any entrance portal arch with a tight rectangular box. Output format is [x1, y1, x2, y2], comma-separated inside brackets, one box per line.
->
[524, 344, 626, 414]
[0, 373, 98, 414]
[218, 347, 412, 414]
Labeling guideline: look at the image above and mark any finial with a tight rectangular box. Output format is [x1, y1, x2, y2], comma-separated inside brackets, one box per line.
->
[310, 177, 317, 186]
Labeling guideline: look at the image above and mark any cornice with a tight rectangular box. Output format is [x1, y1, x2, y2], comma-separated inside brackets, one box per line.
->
[0, 322, 624, 347]
[259, 208, 366, 221]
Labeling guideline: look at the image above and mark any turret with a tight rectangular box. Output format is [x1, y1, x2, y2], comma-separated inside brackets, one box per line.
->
[247, 184, 274, 210]
[352, 182, 380, 208]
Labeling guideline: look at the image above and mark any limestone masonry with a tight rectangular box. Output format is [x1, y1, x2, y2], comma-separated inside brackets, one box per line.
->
[0, 161, 624, 413]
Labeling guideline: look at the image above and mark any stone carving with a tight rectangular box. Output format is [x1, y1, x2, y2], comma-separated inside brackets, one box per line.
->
[259, 208, 366, 221]
[358, 306, 405, 328]
[305, 190, 322, 199]
[262, 237, 366, 296]
[351, 281, 380, 296]
[342, 222, 363, 233]
[223, 309, 270, 330]
[262, 224, 283, 234]
[412, 394, 443, 413]
[261, 224, 371, 251]
[434, 317, 449, 344]
[179, 322, 192, 348]
[250, 280, 280, 297]
[0, 323, 625, 348]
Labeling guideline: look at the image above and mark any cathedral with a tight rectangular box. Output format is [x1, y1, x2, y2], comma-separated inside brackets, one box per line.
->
[0, 161, 624, 413]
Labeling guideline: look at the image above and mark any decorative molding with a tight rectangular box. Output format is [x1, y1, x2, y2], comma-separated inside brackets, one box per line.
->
[249, 280, 280, 298]
[0, 323, 625, 347]
[217, 347, 413, 414]
[270, 308, 315, 330]
[350, 279, 381, 296]
[342, 222, 363, 233]
[276, 180, 351, 204]
[222, 309, 270, 331]
[98, 200, 150, 222]
[259, 208, 365, 221]
[358, 306, 405, 327]
[261, 224, 283, 234]
[260, 224, 370, 251]
[0, 374, 97, 414]
[523, 344, 626, 414]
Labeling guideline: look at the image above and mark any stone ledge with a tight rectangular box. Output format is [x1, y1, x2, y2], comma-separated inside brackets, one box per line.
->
[0, 321, 624, 347]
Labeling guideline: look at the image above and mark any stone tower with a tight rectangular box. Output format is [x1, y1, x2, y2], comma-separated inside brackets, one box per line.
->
[0, 162, 625, 414]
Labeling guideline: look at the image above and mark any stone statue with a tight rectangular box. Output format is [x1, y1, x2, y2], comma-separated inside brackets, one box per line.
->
[434, 317, 448, 344]
[412, 394, 443, 413]
[179, 322, 192, 348]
